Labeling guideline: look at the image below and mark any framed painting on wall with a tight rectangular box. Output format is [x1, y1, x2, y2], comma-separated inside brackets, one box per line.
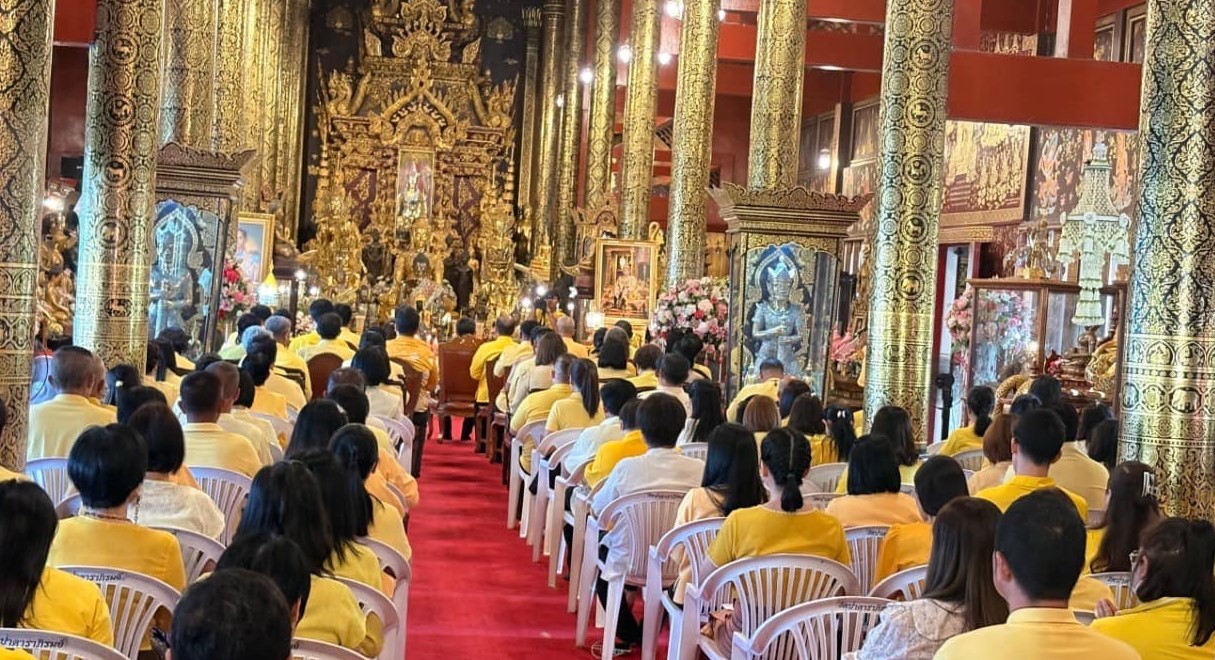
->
[940, 120, 1032, 225]
[1094, 14, 1118, 62]
[594, 240, 659, 325]
[850, 101, 880, 163]
[1124, 5, 1147, 64]
[235, 212, 275, 283]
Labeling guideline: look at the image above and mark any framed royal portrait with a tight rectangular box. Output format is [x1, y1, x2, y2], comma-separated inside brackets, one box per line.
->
[594, 239, 659, 326]
[235, 212, 274, 283]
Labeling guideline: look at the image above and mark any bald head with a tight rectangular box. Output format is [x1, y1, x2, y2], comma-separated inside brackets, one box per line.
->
[205, 361, 241, 410]
[50, 346, 100, 395]
[556, 316, 575, 338]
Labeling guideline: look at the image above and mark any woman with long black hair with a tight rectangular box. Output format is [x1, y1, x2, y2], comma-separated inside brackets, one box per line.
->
[678, 379, 726, 445]
[939, 386, 996, 456]
[545, 357, 604, 433]
[330, 424, 412, 560]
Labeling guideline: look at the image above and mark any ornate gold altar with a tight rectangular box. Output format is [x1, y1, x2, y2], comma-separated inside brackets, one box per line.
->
[711, 185, 871, 400]
[308, 0, 519, 321]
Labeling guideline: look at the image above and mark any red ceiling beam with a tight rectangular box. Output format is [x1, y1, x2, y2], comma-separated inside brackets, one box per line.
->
[979, 0, 1053, 34]
[948, 52, 1141, 129]
[1054, 0, 1098, 58]
[54, 0, 97, 45]
[716, 23, 884, 71]
[721, 0, 887, 24]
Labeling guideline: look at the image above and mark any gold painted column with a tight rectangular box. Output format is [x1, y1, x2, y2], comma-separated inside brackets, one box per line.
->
[517, 8, 542, 219]
[1121, 0, 1215, 519]
[74, 0, 165, 368]
[275, 0, 309, 234]
[0, 0, 54, 468]
[583, 0, 619, 204]
[617, 0, 661, 240]
[213, 0, 247, 152]
[160, 0, 217, 147]
[666, 0, 721, 287]
[747, 0, 806, 189]
[241, 0, 267, 210]
[863, 0, 954, 436]
[530, 0, 565, 271]
[554, 0, 588, 269]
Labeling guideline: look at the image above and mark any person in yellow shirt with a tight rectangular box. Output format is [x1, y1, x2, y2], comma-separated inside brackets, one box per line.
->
[330, 426, 412, 561]
[938, 385, 995, 456]
[967, 415, 1015, 494]
[834, 406, 922, 493]
[1087, 461, 1162, 574]
[583, 399, 645, 486]
[320, 384, 419, 515]
[157, 326, 195, 372]
[244, 332, 307, 412]
[242, 351, 290, 420]
[0, 481, 113, 646]
[935, 490, 1139, 660]
[495, 319, 539, 379]
[333, 303, 362, 348]
[725, 358, 784, 421]
[1046, 403, 1111, 513]
[976, 408, 1089, 519]
[626, 344, 662, 391]
[788, 399, 856, 467]
[825, 436, 924, 527]
[556, 316, 588, 358]
[298, 312, 358, 364]
[873, 455, 969, 584]
[179, 371, 263, 477]
[510, 355, 575, 472]
[289, 299, 334, 354]
[168, 568, 294, 660]
[471, 315, 518, 406]
[218, 313, 263, 362]
[49, 424, 187, 649]
[385, 306, 439, 475]
[27, 346, 117, 460]
[546, 358, 604, 433]
[1092, 517, 1215, 658]
[264, 315, 312, 398]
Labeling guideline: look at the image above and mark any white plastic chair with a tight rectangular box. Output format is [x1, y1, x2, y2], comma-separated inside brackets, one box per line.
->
[728, 596, 891, 660]
[251, 411, 294, 443]
[535, 441, 578, 571]
[641, 517, 725, 660]
[556, 461, 593, 600]
[26, 457, 71, 506]
[926, 442, 945, 455]
[0, 628, 128, 660]
[680, 555, 861, 660]
[268, 442, 285, 462]
[845, 525, 890, 593]
[868, 564, 928, 600]
[188, 466, 252, 544]
[575, 490, 687, 659]
[1090, 571, 1137, 610]
[507, 420, 546, 531]
[899, 483, 916, 496]
[806, 492, 842, 510]
[953, 448, 985, 471]
[374, 414, 416, 455]
[529, 428, 583, 558]
[152, 525, 225, 584]
[679, 443, 709, 461]
[806, 463, 847, 493]
[291, 637, 366, 660]
[59, 566, 181, 659]
[55, 492, 82, 519]
[362, 537, 412, 660]
[334, 577, 402, 660]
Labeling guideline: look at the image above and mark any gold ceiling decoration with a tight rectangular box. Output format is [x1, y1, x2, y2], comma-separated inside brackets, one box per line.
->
[309, 0, 518, 318]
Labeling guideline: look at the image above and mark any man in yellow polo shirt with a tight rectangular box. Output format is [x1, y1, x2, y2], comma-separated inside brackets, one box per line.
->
[556, 316, 588, 358]
[510, 355, 573, 472]
[936, 490, 1138, 660]
[288, 298, 334, 354]
[385, 305, 438, 473]
[627, 344, 662, 391]
[27, 346, 117, 460]
[333, 303, 362, 348]
[874, 454, 968, 583]
[977, 407, 1089, 519]
[471, 315, 518, 407]
[179, 371, 263, 477]
[725, 358, 784, 421]
[298, 312, 357, 363]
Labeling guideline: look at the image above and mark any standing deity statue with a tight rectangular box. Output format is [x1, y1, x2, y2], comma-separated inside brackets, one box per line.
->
[149, 215, 197, 338]
[749, 254, 805, 379]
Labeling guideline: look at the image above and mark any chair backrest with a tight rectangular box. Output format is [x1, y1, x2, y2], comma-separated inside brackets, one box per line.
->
[187, 467, 252, 544]
[806, 462, 847, 493]
[333, 577, 401, 660]
[374, 415, 415, 449]
[538, 428, 583, 455]
[29, 354, 57, 404]
[278, 365, 309, 392]
[806, 492, 842, 510]
[26, 458, 71, 506]
[152, 525, 226, 584]
[597, 490, 688, 581]
[514, 420, 548, 460]
[845, 525, 891, 592]
[436, 339, 481, 406]
[268, 442, 285, 462]
[55, 492, 82, 519]
[307, 353, 345, 400]
[59, 566, 181, 658]
[899, 483, 916, 496]
[360, 537, 411, 656]
[251, 411, 294, 443]
[867, 564, 928, 600]
[679, 442, 709, 462]
[0, 628, 128, 660]
[729, 596, 891, 660]
[650, 517, 725, 589]
[925, 442, 945, 456]
[1090, 571, 1137, 610]
[1072, 610, 1096, 626]
[952, 448, 985, 471]
[687, 554, 861, 647]
[390, 359, 425, 416]
[485, 355, 508, 405]
[291, 638, 367, 660]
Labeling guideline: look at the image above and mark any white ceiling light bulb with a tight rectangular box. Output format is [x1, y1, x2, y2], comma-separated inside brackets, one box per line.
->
[817, 148, 831, 170]
[658, 52, 672, 66]
[556, 94, 565, 107]
[617, 45, 632, 63]
[718, 8, 726, 21]
[664, 0, 683, 19]
[579, 67, 593, 84]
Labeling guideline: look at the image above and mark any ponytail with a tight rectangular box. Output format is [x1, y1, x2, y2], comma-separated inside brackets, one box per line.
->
[824, 405, 857, 462]
[571, 358, 600, 417]
[760, 428, 811, 512]
[968, 386, 996, 437]
[328, 425, 378, 532]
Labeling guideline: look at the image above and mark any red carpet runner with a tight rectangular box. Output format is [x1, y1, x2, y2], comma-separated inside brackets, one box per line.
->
[407, 430, 600, 659]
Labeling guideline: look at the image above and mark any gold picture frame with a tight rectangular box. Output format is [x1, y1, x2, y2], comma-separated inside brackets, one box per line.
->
[594, 239, 659, 327]
[235, 212, 275, 283]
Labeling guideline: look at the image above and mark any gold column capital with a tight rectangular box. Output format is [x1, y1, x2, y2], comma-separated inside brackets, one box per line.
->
[618, 0, 662, 240]
[863, 0, 954, 438]
[747, 0, 807, 190]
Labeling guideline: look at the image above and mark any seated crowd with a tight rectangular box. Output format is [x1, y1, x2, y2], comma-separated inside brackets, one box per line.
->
[2, 299, 1213, 660]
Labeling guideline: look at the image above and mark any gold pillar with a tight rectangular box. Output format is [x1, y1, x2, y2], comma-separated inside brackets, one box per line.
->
[666, 0, 721, 287]
[530, 0, 565, 271]
[241, 0, 267, 210]
[863, 0, 954, 436]
[747, 0, 806, 189]
[161, 0, 217, 147]
[583, 0, 619, 204]
[554, 0, 587, 270]
[1121, 0, 1215, 519]
[74, 0, 165, 368]
[276, 0, 309, 236]
[617, 0, 661, 240]
[213, 0, 247, 152]
[517, 8, 542, 219]
[258, 0, 284, 209]
[0, 0, 54, 468]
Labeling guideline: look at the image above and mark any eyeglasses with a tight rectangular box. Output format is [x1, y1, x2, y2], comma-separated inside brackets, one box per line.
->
[1129, 549, 1143, 566]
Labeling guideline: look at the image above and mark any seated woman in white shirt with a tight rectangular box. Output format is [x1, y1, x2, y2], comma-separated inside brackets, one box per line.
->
[127, 403, 226, 539]
[352, 346, 404, 421]
[847, 497, 1008, 659]
[678, 380, 726, 445]
[508, 331, 567, 412]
